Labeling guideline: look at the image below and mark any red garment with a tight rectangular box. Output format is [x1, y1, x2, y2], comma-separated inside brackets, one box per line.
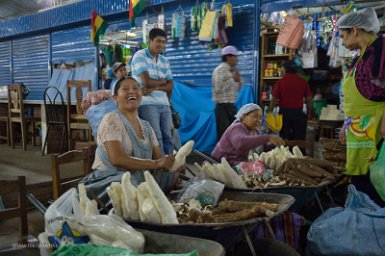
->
[272, 73, 312, 109]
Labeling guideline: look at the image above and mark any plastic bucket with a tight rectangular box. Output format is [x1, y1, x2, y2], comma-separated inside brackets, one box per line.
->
[312, 99, 327, 118]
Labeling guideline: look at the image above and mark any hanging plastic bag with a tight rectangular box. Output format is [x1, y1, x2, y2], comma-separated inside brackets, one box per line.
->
[198, 10, 218, 42]
[158, 7, 165, 30]
[221, 2, 233, 28]
[265, 112, 283, 132]
[198, 1, 208, 30]
[190, 0, 200, 31]
[172, 6, 186, 39]
[276, 15, 304, 50]
[370, 141, 385, 201]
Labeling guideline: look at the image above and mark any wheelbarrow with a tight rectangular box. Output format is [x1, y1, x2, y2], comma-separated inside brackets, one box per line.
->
[25, 194, 225, 256]
[186, 149, 334, 212]
[127, 191, 295, 256]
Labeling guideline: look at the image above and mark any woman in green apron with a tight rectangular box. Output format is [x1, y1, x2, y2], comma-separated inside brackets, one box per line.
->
[337, 7, 385, 206]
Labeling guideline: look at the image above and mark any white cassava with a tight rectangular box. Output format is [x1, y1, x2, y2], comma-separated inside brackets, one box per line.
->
[170, 140, 195, 171]
[144, 171, 178, 224]
[121, 172, 140, 221]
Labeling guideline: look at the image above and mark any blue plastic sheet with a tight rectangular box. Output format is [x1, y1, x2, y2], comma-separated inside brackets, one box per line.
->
[170, 81, 255, 153]
[48, 62, 97, 102]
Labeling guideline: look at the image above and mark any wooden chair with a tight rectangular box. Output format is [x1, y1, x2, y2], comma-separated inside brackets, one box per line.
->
[0, 176, 28, 241]
[51, 146, 95, 200]
[0, 115, 9, 145]
[285, 140, 315, 157]
[42, 86, 67, 155]
[8, 84, 40, 150]
[66, 80, 92, 150]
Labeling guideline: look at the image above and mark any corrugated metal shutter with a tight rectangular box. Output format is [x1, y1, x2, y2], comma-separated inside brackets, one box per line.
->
[107, 0, 256, 87]
[164, 0, 255, 86]
[12, 34, 49, 100]
[51, 26, 96, 64]
[0, 41, 11, 86]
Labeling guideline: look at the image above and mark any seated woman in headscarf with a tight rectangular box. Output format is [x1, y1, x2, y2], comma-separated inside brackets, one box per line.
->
[211, 103, 285, 166]
[82, 77, 179, 203]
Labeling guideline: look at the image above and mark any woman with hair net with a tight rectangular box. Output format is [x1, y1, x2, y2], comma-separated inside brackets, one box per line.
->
[337, 7, 385, 206]
[211, 103, 285, 166]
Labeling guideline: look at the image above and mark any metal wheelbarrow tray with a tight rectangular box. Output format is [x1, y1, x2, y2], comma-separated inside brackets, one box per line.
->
[139, 229, 225, 255]
[127, 191, 294, 256]
[226, 180, 333, 211]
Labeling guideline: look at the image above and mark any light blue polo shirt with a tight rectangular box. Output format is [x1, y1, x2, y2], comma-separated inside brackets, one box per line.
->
[131, 48, 173, 106]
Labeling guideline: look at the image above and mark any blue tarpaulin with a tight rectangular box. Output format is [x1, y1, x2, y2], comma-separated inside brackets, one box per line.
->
[170, 81, 255, 153]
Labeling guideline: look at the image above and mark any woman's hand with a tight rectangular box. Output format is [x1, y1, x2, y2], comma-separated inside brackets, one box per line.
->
[268, 136, 285, 146]
[155, 155, 175, 170]
[339, 125, 346, 144]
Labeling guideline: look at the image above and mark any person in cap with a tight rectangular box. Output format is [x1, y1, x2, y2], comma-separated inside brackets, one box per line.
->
[211, 103, 284, 166]
[82, 77, 181, 204]
[337, 7, 385, 206]
[131, 28, 175, 155]
[103, 62, 128, 90]
[212, 45, 243, 141]
[269, 60, 312, 140]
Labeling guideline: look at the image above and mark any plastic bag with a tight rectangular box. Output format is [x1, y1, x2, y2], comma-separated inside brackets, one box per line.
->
[178, 178, 224, 206]
[44, 188, 82, 235]
[265, 112, 283, 132]
[52, 244, 197, 256]
[82, 212, 145, 253]
[307, 185, 385, 255]
[370, 141, 385, 201]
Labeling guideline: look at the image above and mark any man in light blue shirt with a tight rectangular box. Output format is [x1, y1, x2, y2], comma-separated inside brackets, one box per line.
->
[131, 28, 174, 154]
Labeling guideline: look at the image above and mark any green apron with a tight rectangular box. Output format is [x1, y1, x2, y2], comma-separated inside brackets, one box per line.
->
[343, 56, 385, 175]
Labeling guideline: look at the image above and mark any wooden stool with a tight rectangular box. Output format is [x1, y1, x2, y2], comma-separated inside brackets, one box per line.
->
[319, 120, 344, 139]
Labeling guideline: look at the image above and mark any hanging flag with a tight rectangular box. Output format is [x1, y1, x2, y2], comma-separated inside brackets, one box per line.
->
[129, 0, 147, 26]
[91, 10, 108, 47]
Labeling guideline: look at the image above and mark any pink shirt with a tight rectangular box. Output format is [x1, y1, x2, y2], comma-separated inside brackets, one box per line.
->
[211, 122, 270, 166]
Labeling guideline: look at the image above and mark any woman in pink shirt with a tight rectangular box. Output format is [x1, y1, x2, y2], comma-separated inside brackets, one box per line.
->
[211, 103, 285, 166]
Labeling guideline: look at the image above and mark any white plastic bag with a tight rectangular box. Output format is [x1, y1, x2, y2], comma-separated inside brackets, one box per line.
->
[82, 211, 145, 253]
[44, 188, 82, 235]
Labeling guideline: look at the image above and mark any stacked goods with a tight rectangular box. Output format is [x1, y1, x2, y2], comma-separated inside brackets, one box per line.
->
[174, 199, 278, 224]
[196, 145, 337, 188]
[272, 158, 335, 187]
[320, 138, 346, 175]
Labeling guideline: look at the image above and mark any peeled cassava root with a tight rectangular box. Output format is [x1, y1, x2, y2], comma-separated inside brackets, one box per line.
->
[170, 140, 194, 171]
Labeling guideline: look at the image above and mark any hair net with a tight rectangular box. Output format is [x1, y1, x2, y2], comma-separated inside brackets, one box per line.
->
[234, 103, 262, 123]
[337, 7, 380, 34]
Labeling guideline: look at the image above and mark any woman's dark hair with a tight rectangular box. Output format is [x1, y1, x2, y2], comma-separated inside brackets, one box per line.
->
[222, 54, 234, 62]
[283, 60, 297, 74]
[113, 77, 137, 96]
[149, 28, 167, 41]
[339, 28, 352, 33]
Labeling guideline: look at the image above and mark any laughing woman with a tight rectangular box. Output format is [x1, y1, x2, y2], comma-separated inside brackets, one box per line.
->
[82, 77, 177, 203]
[337, 7, 385, 206]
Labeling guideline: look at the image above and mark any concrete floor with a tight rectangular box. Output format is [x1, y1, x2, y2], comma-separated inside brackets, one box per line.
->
[0, 143, 83, 253]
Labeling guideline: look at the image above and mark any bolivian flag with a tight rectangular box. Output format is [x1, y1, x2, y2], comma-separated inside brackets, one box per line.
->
[91, 11, 108, 46]
[129, 0, 147, 26]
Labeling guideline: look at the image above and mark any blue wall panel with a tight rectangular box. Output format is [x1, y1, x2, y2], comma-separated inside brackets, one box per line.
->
[0, 0, 175, 39]
[12, 34, 49, 100]
[51, 26, 96, 64]
[0, 41, 11, 86]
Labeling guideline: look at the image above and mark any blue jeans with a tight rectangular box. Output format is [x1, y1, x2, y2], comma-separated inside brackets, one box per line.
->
[138, 104, 173, 154]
